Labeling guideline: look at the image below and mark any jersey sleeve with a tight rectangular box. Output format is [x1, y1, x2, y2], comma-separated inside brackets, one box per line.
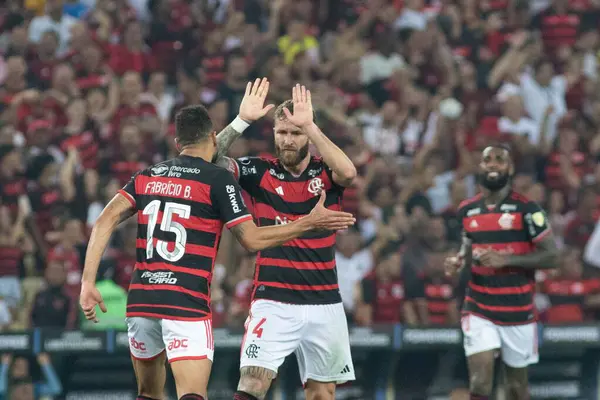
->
[118, 174, 138, 207]
[523, 201, 552, 243]
[210, 170, 253, 229]
[231, 157, 264, 188]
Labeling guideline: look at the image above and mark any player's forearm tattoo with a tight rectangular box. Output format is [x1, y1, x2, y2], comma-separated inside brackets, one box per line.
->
[230, 223, 247, 243]
[215, 124, 243, 163]
[506, 235, 559, 269]
[238, 366, 276, 400]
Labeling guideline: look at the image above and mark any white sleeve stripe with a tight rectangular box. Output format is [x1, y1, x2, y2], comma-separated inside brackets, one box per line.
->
[226, 214, 252, 227]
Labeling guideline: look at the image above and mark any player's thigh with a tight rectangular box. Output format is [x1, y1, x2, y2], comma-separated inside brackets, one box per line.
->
[461, 314, 500, 392]
[498, 322, 539, 368]
[240, 300, 304, 375]
[297, 303, 355, 387]
[170, 359, 212, 398]
[304, 379, 336, 400]
[502, 363, 529, 400]
[127, 317, 167, 397]
[161, 318, 214, 397]
[131, 353, 167, 399]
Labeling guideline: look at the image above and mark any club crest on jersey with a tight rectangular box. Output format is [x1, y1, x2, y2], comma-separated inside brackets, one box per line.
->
[308, 177, 324, 196]
[498, 213, 515, 230]
[151, 164, 169, 177]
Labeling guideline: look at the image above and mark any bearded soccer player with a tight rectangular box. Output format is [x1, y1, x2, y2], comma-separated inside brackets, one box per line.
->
[444, 145, 559, 400]
[79, 80, 355, 400]
[215, 82, 357, 400]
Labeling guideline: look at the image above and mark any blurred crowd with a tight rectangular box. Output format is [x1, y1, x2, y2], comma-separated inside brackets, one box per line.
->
[1, 0, 600, 335]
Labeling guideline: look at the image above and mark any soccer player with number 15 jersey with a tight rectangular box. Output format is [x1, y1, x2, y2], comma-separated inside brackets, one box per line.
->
[79, 79, 355, 400]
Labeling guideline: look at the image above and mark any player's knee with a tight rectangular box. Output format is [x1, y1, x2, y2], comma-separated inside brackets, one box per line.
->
[469, 372, 493, 396]
[505, 378, 528, 399]
[305, 384, 335, 400]
[137, 379, 163, 399]
[137, 387, 162, 400]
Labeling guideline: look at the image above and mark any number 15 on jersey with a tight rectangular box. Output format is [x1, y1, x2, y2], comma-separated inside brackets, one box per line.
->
[142, 200, 191, 263]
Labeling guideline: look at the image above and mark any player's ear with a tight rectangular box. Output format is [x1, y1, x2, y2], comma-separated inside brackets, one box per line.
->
[174, 137, 181, 152]
[211, 131, 217, 147]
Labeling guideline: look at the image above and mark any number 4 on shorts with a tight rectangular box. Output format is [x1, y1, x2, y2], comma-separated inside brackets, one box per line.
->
[252, 318, 266, 338]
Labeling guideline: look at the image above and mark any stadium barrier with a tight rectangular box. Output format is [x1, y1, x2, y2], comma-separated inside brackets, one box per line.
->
[0, 323, 598, 353]
[2, 324, 598, 400]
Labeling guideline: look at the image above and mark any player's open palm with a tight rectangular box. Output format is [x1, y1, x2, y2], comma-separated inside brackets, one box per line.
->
[283, 84, 314, 128]
[80, 284, 107, 323]
[238, 77, 275, 122]
[308, 191, 356, 231]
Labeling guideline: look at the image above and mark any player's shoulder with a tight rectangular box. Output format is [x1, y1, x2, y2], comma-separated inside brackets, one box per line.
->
[506, 191, 542, 211]
[309, 155, 328, 168]
[457, 193, 483, 212]
[146, 156, 221, 180]
[237, 155, 273, 167]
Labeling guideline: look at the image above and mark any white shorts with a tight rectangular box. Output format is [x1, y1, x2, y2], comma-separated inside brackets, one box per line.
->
[126, 317, 214, 363]
[240, 300, 355, 385]
[461, 314, 539, 368]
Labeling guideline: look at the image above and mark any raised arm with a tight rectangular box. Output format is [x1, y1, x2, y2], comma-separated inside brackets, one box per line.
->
[229, 191, 355, 252]
[214, 78, 274, 171]
[283, 84, 357, 187]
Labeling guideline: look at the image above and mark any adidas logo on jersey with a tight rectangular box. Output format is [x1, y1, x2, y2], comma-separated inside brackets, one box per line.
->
[340, 365, 351, 374]
[470, 220, 478, 229]
[275, 186, 284, 196]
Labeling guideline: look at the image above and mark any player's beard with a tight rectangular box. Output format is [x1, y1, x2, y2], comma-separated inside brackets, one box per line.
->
[275, 142, 309, 168]
[478, 170, 511, 192]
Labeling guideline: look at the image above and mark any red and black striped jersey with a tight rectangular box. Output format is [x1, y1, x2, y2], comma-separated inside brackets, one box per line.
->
[458, 191, 552, 325]
[119, 155, 252, 321]
[230, 156, 344, 305]
[405, 270, 456, 326]
[541, 278, 600, 323]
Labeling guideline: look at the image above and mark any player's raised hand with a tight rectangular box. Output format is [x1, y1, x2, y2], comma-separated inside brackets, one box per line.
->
[238, 78, 275, 122]
[444, 255, 463, 277]
[307, 190, 356, 231]
[478, 250, 507, 268]
[283, 84, 314, 128]
[79, 283, 107, 323]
